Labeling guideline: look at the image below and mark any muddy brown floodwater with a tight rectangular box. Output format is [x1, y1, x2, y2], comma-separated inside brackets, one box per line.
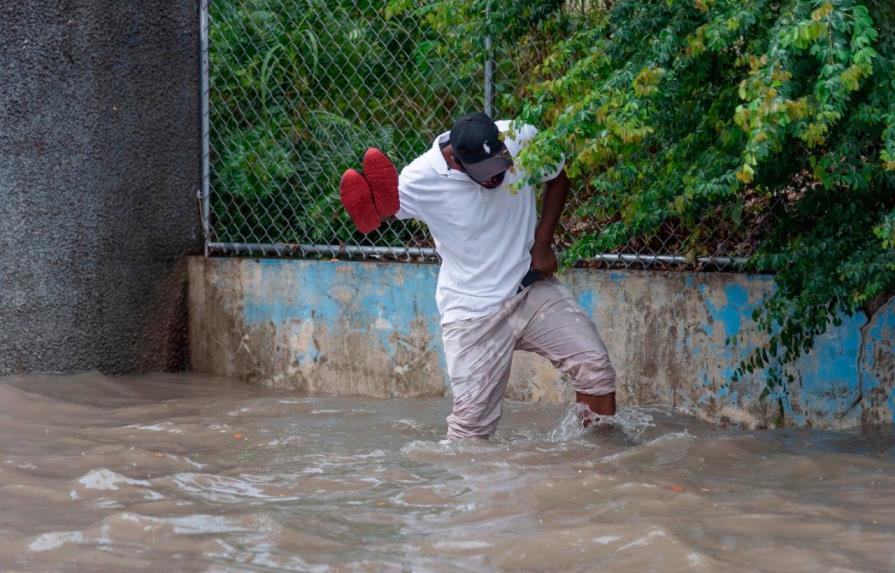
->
[0, 373, 893, 572]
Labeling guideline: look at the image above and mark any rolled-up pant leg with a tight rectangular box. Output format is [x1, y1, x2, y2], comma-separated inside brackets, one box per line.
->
[514, 279, 616, 396]
[442, 309, 515, 440]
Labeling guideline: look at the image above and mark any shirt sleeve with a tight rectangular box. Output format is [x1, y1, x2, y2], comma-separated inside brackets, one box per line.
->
[514, 123, 565, 184]
[395, 170, 423, 222]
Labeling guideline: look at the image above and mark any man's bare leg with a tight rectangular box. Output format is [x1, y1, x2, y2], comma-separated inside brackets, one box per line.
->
[576, 391, 616, 428]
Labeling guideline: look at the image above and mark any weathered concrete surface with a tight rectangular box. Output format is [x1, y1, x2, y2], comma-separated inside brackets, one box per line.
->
[189, 258, 444, 398]
[189, 257, 895, 428]
[0, 2, 201, 374]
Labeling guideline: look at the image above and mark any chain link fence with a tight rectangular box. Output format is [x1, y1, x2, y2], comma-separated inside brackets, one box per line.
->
[200, 0, 770, 269]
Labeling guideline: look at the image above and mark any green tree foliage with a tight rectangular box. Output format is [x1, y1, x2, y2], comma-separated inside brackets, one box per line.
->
[412, 0, 895, 392]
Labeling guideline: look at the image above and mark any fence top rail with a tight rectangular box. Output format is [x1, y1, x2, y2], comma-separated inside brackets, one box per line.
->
[206, 242, 751, 270]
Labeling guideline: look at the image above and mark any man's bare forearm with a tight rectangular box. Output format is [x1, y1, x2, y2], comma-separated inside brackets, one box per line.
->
[534, 169, 570, 246]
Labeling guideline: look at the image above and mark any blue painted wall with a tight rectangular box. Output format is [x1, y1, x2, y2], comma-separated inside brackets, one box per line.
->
[190, 258, 895, 428]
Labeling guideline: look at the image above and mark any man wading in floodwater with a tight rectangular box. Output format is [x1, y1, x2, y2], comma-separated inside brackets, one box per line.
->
[340, 112, 616, 439]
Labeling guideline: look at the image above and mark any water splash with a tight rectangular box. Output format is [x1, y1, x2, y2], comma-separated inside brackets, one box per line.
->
[547, 404, 654, 443]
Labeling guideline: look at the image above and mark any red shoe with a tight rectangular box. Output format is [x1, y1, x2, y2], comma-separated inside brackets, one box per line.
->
[339, 168, 380, 233]
[363, 148, 400, 218]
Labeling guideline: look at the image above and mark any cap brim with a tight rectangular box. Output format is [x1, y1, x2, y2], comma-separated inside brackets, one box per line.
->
[463, 153, 514, 183]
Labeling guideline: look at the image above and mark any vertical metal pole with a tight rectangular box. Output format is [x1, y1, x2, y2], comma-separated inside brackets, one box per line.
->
[200, 0, 211, 257]
[484, 0, 494, 116]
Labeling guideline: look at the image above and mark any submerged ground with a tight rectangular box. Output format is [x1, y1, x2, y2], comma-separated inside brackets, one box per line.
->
[0, 373, 893, 572]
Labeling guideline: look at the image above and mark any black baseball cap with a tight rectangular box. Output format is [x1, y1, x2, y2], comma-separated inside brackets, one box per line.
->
[449, 112, 514, 184]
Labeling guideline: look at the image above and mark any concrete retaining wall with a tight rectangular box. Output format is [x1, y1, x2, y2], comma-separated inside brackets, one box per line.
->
[189, 257, 895, 429]
[0, 2, 201, 374]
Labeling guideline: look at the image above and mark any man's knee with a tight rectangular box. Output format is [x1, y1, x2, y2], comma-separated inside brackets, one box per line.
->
[446, 413, 498, 440]
[567, 350, 616, 395]
[446, 398, 501, 440]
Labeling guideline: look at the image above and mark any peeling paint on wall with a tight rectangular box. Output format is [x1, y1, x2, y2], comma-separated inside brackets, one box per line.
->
[189, 257, 895, 429]
[190, 258, 445, 398]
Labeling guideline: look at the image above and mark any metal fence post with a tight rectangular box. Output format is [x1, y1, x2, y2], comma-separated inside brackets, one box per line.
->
[484, 0, 495, 117]
[199, 0, 211, 257]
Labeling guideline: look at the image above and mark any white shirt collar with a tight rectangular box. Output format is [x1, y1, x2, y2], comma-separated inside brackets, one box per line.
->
[427, 131, 473, 181]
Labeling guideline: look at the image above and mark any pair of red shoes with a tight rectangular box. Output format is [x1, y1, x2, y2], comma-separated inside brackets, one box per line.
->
[339, 149, 399, 233]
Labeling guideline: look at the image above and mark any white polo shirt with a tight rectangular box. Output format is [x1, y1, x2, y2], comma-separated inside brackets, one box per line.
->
[396, 121, 563, 324]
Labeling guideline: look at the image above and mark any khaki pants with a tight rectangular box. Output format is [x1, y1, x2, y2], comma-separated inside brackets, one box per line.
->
[442, 278, 616, 439]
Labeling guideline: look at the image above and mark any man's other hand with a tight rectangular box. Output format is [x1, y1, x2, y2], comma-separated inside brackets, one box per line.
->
[530, 241, 557, 278]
